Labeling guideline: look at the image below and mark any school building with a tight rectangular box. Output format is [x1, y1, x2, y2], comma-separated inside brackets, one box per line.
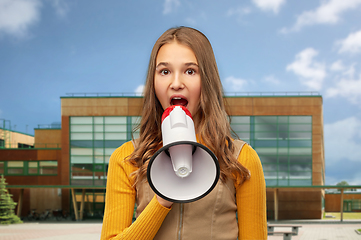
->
[0, 93, 331, 220]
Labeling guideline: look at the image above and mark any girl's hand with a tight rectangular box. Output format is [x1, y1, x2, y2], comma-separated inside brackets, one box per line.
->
[156, 195, 173, 208]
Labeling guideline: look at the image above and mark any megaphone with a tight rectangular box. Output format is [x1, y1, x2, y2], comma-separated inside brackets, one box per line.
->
[147, 105, 220, 203]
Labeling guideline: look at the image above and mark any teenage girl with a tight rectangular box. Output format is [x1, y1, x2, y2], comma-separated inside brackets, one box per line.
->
[101, 26, 267, 240]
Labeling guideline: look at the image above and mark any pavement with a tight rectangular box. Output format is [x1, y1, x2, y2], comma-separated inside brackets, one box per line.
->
[0, 220, 102, 240]
[0, 220, 360, 240]
[267, 220, 361, 240]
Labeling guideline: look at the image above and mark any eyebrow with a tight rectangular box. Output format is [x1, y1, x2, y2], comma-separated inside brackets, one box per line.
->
[156, 62, 199, 69]
[185, 62, 199, 67]
[155, 62, 169, 69]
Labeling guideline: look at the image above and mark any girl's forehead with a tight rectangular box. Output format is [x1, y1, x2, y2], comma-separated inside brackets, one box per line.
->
[156, 42, 197, 65]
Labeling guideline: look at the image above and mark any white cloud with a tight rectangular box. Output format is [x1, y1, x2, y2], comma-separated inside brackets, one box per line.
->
[281, 0, 361, 33]
[286, 48, 326, 90]
[326, 61, 361, 105]
[252, 0, 285, 14]
[224, 76, 248, 92]
[330, 60, 345, 72]
[325, 66, 361, 104]
[163, 0, 180, 15]
[336, 29, 361, 55]
[134, 85, 144, 96]
[324, 117, 361, 165]
[343, 64, 357, 78]
[0, 0, 42, 38]
[50, 0, 70, 18]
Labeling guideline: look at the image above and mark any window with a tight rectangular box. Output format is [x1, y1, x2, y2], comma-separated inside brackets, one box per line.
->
[18, 143, 34, 148]
[7, 161, 24, 175]
[39, 161, 58, 175]
[69, 116, 139, 186]
[28, 161, 38, 174]
[231, 115, 312, 186]
[230, 116, 250, 141]
[0, 161, 57, 176]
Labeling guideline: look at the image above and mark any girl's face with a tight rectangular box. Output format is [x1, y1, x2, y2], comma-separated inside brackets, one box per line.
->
[154, 42, 201, 117]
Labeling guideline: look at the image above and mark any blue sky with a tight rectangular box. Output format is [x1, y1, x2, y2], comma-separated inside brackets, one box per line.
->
[1, 0, 361, 185]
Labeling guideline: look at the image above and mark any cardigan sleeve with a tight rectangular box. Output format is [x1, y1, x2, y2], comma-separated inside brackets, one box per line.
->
[100, 141, 171, 240]
[236, 144, 267, 240]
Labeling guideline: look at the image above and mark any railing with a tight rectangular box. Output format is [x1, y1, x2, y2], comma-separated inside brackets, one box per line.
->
[33, 143, 61, 148]
[65, 92, 143, 97]
[224, 91, 320, 96]
[64, 91, 321, 97]
[37, 124, 61, 129]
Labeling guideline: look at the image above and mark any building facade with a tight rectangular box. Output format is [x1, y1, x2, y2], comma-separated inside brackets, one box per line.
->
[0, 94, 325, 220]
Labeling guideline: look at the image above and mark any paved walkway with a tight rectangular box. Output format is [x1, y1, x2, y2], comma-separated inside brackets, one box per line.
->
[0, 220, 360, 239]
[0, 221, 102, 240]
[267, 221, 361, 240]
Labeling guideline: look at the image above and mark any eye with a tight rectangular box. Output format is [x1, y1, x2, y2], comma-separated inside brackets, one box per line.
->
[185, 69, 196, 75]
[160, 69, 170, 75]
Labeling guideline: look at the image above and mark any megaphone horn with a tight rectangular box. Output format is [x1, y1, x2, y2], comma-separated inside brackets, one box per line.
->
[147, 105, 220, 203]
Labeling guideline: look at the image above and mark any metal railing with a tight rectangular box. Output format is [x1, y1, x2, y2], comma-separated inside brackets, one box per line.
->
[224, 91, 320, 96]
[65, 92, 143, 97]
[64, 91, 321, 97]
[33, 143, 61, 148]
[37, 124, 61, 129]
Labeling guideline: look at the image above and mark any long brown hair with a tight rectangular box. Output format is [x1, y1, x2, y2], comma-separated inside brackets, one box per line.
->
[128, 26, 250, 186]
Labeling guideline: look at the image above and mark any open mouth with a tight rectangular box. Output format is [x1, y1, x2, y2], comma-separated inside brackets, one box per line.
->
[170, 97, 188, 107]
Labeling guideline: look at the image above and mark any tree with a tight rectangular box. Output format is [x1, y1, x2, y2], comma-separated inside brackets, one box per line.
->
[336, 181, 356, 192]
[0, 175, 22, 224]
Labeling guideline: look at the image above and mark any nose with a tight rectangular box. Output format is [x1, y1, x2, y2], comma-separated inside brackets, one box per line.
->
[170, 73, 184, 90]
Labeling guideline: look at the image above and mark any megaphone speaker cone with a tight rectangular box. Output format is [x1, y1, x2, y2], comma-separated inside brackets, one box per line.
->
[147, 141, 220, 203]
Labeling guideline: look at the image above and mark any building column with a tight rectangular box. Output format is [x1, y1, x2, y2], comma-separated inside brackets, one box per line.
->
[340, 189, 344, 222]
[17, 188, 24, 217]
[274, 188, 279, 221]
[79, 189, 86, 220]
[71, 189, 80, 221]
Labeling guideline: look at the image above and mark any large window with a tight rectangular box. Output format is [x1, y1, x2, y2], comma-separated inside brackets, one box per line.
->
[0, 161, 58, 176]
[231, 116, 312, 186]
[69, 116, 140, 186]
[69, 115, 312, 187]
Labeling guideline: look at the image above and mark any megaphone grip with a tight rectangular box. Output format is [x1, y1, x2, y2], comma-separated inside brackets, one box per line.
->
[168, 145, 193, 178]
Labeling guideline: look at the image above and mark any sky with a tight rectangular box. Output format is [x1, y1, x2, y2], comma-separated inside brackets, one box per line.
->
[1, 0, 361, 186]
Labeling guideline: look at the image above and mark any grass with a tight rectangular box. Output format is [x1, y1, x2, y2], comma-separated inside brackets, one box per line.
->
[323, 212, 361, 220]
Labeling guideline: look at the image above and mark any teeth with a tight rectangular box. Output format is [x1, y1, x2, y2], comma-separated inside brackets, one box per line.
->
[173, 97, 182, 100]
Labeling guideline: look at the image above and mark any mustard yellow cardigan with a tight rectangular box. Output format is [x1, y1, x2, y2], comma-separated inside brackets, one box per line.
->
[101, 141, 267, 240]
